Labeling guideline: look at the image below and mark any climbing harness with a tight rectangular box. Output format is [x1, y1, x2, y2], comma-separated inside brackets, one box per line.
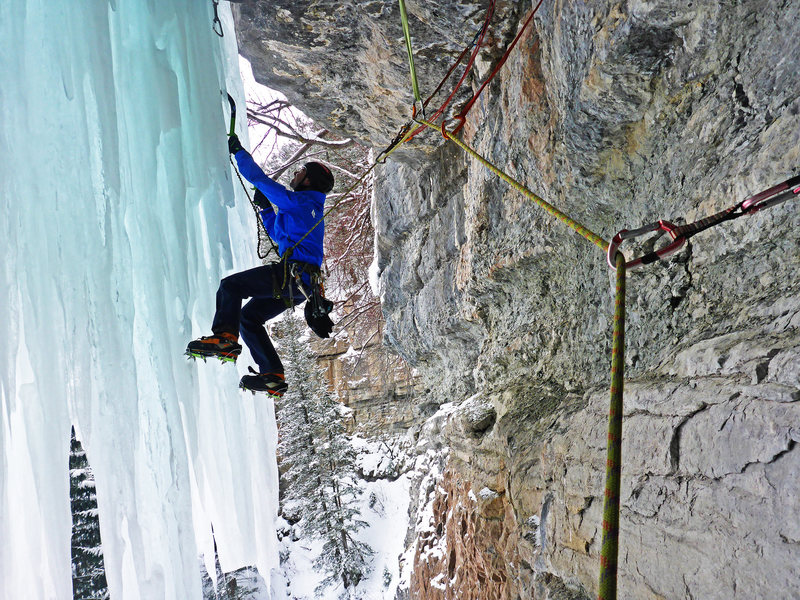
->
[606, 174, 800, 270]
[293, 263, 333, 320]
[211, 0, 224, 37]
[275, 259, 334, 339]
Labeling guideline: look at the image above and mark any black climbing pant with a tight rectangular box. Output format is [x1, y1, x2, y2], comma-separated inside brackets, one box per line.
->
[211, 262, 308, 374]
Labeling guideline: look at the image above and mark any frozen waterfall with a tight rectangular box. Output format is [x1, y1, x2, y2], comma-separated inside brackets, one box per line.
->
[0, 2, 280, 598]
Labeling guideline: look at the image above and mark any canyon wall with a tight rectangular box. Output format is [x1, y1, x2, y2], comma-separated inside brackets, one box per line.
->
[235, 1, 800, 597]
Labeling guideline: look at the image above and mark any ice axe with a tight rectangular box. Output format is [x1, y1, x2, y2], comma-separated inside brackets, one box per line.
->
[225, 91, 236, 136]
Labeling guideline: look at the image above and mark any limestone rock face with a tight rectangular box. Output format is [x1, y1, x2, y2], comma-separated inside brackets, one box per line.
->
[312, 335, 424, 436]
[235, 1, 800, 598]
[234, 0, 520, 148]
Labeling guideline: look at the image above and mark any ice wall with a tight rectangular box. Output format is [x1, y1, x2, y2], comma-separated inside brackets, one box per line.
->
[0, 2, 280, 598]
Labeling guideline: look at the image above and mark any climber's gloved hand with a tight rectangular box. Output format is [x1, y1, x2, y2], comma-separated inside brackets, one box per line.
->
[253, 188, 270, 209]
[305, 297, 335, 338]
[228, 134, 244, 155]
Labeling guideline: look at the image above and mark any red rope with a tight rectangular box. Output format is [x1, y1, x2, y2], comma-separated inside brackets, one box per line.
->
[453, 0, 544, 134]
[405, 0, 495, 141]
[423, 43, 474, 111]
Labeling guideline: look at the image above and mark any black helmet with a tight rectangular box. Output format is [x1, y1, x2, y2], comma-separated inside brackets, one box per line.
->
[303, 161, 335, 194]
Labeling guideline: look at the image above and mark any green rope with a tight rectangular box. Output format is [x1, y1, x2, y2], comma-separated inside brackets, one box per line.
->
[398, 0, 422, 106]
[418, 119, 609, 252]
[598, 252, 626, 600]
[396, 18, 629, 596]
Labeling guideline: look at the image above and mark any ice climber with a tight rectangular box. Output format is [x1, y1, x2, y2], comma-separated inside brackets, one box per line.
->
[186, 133, 335, 396]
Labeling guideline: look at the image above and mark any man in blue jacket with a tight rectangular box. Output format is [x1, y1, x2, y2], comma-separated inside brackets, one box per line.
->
[186, 134, 334, 396]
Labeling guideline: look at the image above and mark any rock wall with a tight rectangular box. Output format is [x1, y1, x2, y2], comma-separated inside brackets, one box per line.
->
[234, 1, 800, 598]
[312, 335, 424, 436]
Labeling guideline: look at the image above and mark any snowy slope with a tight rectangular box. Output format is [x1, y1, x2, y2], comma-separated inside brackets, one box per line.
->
[274, 437, 411, 600]
[0, 2, 281, 598]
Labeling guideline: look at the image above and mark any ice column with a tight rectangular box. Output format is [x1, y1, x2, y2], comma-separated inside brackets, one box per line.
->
[0, 2, 280, 598]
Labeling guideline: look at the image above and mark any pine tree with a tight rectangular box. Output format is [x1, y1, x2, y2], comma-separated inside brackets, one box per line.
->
[69, 428, 109, 600]
[274, 314, 374, 596]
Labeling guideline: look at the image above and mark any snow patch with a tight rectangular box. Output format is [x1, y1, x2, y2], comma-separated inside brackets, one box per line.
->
[478, 487, 500, 501]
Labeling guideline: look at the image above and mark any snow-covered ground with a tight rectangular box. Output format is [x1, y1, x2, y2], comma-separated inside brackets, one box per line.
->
[274, 437, 412, 599]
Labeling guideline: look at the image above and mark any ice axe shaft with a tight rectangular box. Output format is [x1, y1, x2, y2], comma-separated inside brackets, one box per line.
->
[227, 92, 236, 136]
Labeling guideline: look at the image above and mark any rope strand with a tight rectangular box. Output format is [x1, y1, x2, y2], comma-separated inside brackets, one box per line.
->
[398, 0, 422, 107]
[598, 253, 626, 600]
[417, 118, 609, 252]
[229, 155, 280, 260]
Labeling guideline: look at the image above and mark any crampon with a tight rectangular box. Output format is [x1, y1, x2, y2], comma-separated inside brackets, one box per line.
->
[185, 333, 241, 363]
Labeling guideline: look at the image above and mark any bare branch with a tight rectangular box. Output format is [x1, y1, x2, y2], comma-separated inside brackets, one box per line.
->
[268, 133, 329, 180]
[324, 162, 365, 181]
[248, 111, 354, 149]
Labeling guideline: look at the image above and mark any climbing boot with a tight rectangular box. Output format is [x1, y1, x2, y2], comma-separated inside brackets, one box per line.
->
[186, 332, 241, 363]
[239, 368, 287, 397]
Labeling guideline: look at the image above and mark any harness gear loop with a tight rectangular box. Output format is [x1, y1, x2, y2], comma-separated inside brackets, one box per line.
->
[211, 0, 223, 37]
[280, 248, 294, 294]
[290, 262, 312, 303]
[607, 175, 800, 270]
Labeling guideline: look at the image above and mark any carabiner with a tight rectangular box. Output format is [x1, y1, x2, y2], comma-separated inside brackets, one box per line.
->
[607, 220, 686, 270]
[741, 174, 800, 214]
[411, 100, 426, 123]
[211, 0, 223, 37]
[289, 263, 311, 301]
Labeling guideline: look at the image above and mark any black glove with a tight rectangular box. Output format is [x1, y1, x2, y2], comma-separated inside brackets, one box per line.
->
[305, 296, 334, 338]
[253, 188, 270, 209]
[228, 134, 244, 155]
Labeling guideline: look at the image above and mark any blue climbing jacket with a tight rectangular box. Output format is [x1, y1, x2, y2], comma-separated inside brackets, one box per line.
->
[234, 150, 325, 267]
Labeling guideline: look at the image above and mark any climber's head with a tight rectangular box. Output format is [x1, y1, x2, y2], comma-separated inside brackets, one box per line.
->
[291, 161, 334, 194]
